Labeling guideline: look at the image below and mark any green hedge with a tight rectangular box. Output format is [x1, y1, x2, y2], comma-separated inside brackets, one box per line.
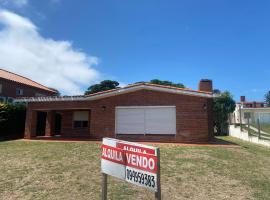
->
[0, 103, 26, 139]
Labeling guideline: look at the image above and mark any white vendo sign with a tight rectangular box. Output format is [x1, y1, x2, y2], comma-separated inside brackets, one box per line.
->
[101, 138, 159, 192]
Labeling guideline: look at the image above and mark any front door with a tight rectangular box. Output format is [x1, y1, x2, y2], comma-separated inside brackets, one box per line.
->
[54, 113, 62, 135]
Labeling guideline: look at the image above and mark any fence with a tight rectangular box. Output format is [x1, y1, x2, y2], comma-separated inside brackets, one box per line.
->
[231, 108, 270, 141]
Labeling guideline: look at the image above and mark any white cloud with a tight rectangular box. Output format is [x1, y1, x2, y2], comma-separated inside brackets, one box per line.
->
[0, 10, 100, 95]
[0, 0, 28, 7]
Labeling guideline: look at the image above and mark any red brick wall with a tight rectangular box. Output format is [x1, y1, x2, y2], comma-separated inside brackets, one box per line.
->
[198, 79, 213, 93]
[59, 110, 90, 136]
[0, 78, 56, 98]
[25, 89, 213, 142]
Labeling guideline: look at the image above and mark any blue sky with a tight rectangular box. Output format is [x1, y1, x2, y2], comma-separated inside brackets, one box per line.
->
[0, 0, 269, 101]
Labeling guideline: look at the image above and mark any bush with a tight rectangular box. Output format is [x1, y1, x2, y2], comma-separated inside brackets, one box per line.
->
[213, 91, 236, 136]
[0, 103, 26, 139]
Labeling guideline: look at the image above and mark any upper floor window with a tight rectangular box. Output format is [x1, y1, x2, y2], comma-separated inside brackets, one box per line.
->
[35, 93, 45, 97]
[16, 88, 24, 96]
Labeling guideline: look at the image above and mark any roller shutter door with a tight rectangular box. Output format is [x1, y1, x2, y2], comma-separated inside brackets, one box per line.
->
[115, 106, 176, 135]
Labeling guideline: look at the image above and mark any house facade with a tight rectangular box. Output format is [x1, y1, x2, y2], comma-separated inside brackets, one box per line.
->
[231, 96, 267, 125]
[0, 69, 58, 103]
[18, 79, 214, 143]
[239, 96, 265, 108]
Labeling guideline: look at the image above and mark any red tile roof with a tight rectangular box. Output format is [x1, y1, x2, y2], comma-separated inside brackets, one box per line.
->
[0, 69, 57, 93]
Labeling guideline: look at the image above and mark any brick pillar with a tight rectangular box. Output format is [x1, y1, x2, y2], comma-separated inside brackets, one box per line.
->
[24, 109, 37, 139]
[45, 110, 55, 136]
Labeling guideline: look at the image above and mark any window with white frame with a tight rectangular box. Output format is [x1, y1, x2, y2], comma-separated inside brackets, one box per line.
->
[73, 111, 89, 128]
[16, 88, 24, 96]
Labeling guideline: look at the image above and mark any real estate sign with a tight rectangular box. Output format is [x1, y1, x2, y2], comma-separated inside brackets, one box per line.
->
[101, 137, 161, 195]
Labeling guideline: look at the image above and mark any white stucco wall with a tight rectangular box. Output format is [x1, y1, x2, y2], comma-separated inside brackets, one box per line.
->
[229, 125, 270, 147]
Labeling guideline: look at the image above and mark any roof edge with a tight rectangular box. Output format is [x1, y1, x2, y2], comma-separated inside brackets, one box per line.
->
[0, 69, 57, 93]
[15, 83, 213, 103]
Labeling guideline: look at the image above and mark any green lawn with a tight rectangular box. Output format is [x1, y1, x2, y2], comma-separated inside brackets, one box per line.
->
[0, 137, 269, 200]
[261, 123, 270, 134]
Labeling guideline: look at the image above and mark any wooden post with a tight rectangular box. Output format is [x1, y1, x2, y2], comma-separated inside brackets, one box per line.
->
[102, 173, 107, 200]
[257, 118, 261, 139]
[247, 117, 250, 136]
[155, 148, 161, 200]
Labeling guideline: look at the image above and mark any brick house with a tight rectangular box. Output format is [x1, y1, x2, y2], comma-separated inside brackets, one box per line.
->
[0, 69, 58, 103]
[18, 79, 214, 143]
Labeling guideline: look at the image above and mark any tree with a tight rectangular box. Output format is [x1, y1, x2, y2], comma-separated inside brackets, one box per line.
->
[213, 91, 236, 135]
[85, 80, 119, 95]
[149, 79, 185, 88]
[213, 89, 221, 95]
[265, 91, 270, 107]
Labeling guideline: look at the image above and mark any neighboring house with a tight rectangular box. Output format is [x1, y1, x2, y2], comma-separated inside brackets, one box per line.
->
[16, 79, 214, 143]
[239, 96, 265, 108]
[232, 96, 267, 124]
[0, 69, 58, 103]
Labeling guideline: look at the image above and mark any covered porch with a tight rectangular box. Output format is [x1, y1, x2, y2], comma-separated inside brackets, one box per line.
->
[24, 109, 93, 139]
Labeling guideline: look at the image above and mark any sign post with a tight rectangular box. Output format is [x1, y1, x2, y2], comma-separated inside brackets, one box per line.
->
[155, 148, 161, 200]
[101, 173, 107, 200]
[101, 138, 161, 199]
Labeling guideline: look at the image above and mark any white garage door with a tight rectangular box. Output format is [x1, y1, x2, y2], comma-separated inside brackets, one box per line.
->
[115, 106, 176, 135]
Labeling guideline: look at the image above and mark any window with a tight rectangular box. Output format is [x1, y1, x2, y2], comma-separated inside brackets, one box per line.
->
[35, 93, 45, 97]
[0, 84, 2, 94]
[16, 88, 23, 96]
[73, 111, 89, 128]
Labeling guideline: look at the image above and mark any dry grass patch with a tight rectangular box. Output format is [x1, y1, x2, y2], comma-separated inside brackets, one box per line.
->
[0, 137, 269, 200]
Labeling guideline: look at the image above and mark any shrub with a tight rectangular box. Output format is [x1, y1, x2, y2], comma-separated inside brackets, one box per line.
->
[0, 103, 26, 139]
[213, 91, 236, 135]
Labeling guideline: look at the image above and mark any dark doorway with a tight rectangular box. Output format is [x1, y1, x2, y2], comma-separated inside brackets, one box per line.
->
[36, 111, 47, 136]
[54, 113, 62, 135]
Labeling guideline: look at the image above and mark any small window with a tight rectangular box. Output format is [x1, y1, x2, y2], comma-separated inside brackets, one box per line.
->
[74, 121, 89, 128]
[35, 93, 45, 97]
[73, 111, 89, 128]
[0, 84, 2, 94]
[16, 88, 23, 96]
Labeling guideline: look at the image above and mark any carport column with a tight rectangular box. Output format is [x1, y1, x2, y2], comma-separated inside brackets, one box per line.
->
[45, 110, 56, 136]
[24, 109, 37, 139]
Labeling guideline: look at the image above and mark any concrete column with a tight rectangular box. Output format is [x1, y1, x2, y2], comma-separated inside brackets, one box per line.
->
[45, 110, 55, 136]
[24, 109, 37, 139]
